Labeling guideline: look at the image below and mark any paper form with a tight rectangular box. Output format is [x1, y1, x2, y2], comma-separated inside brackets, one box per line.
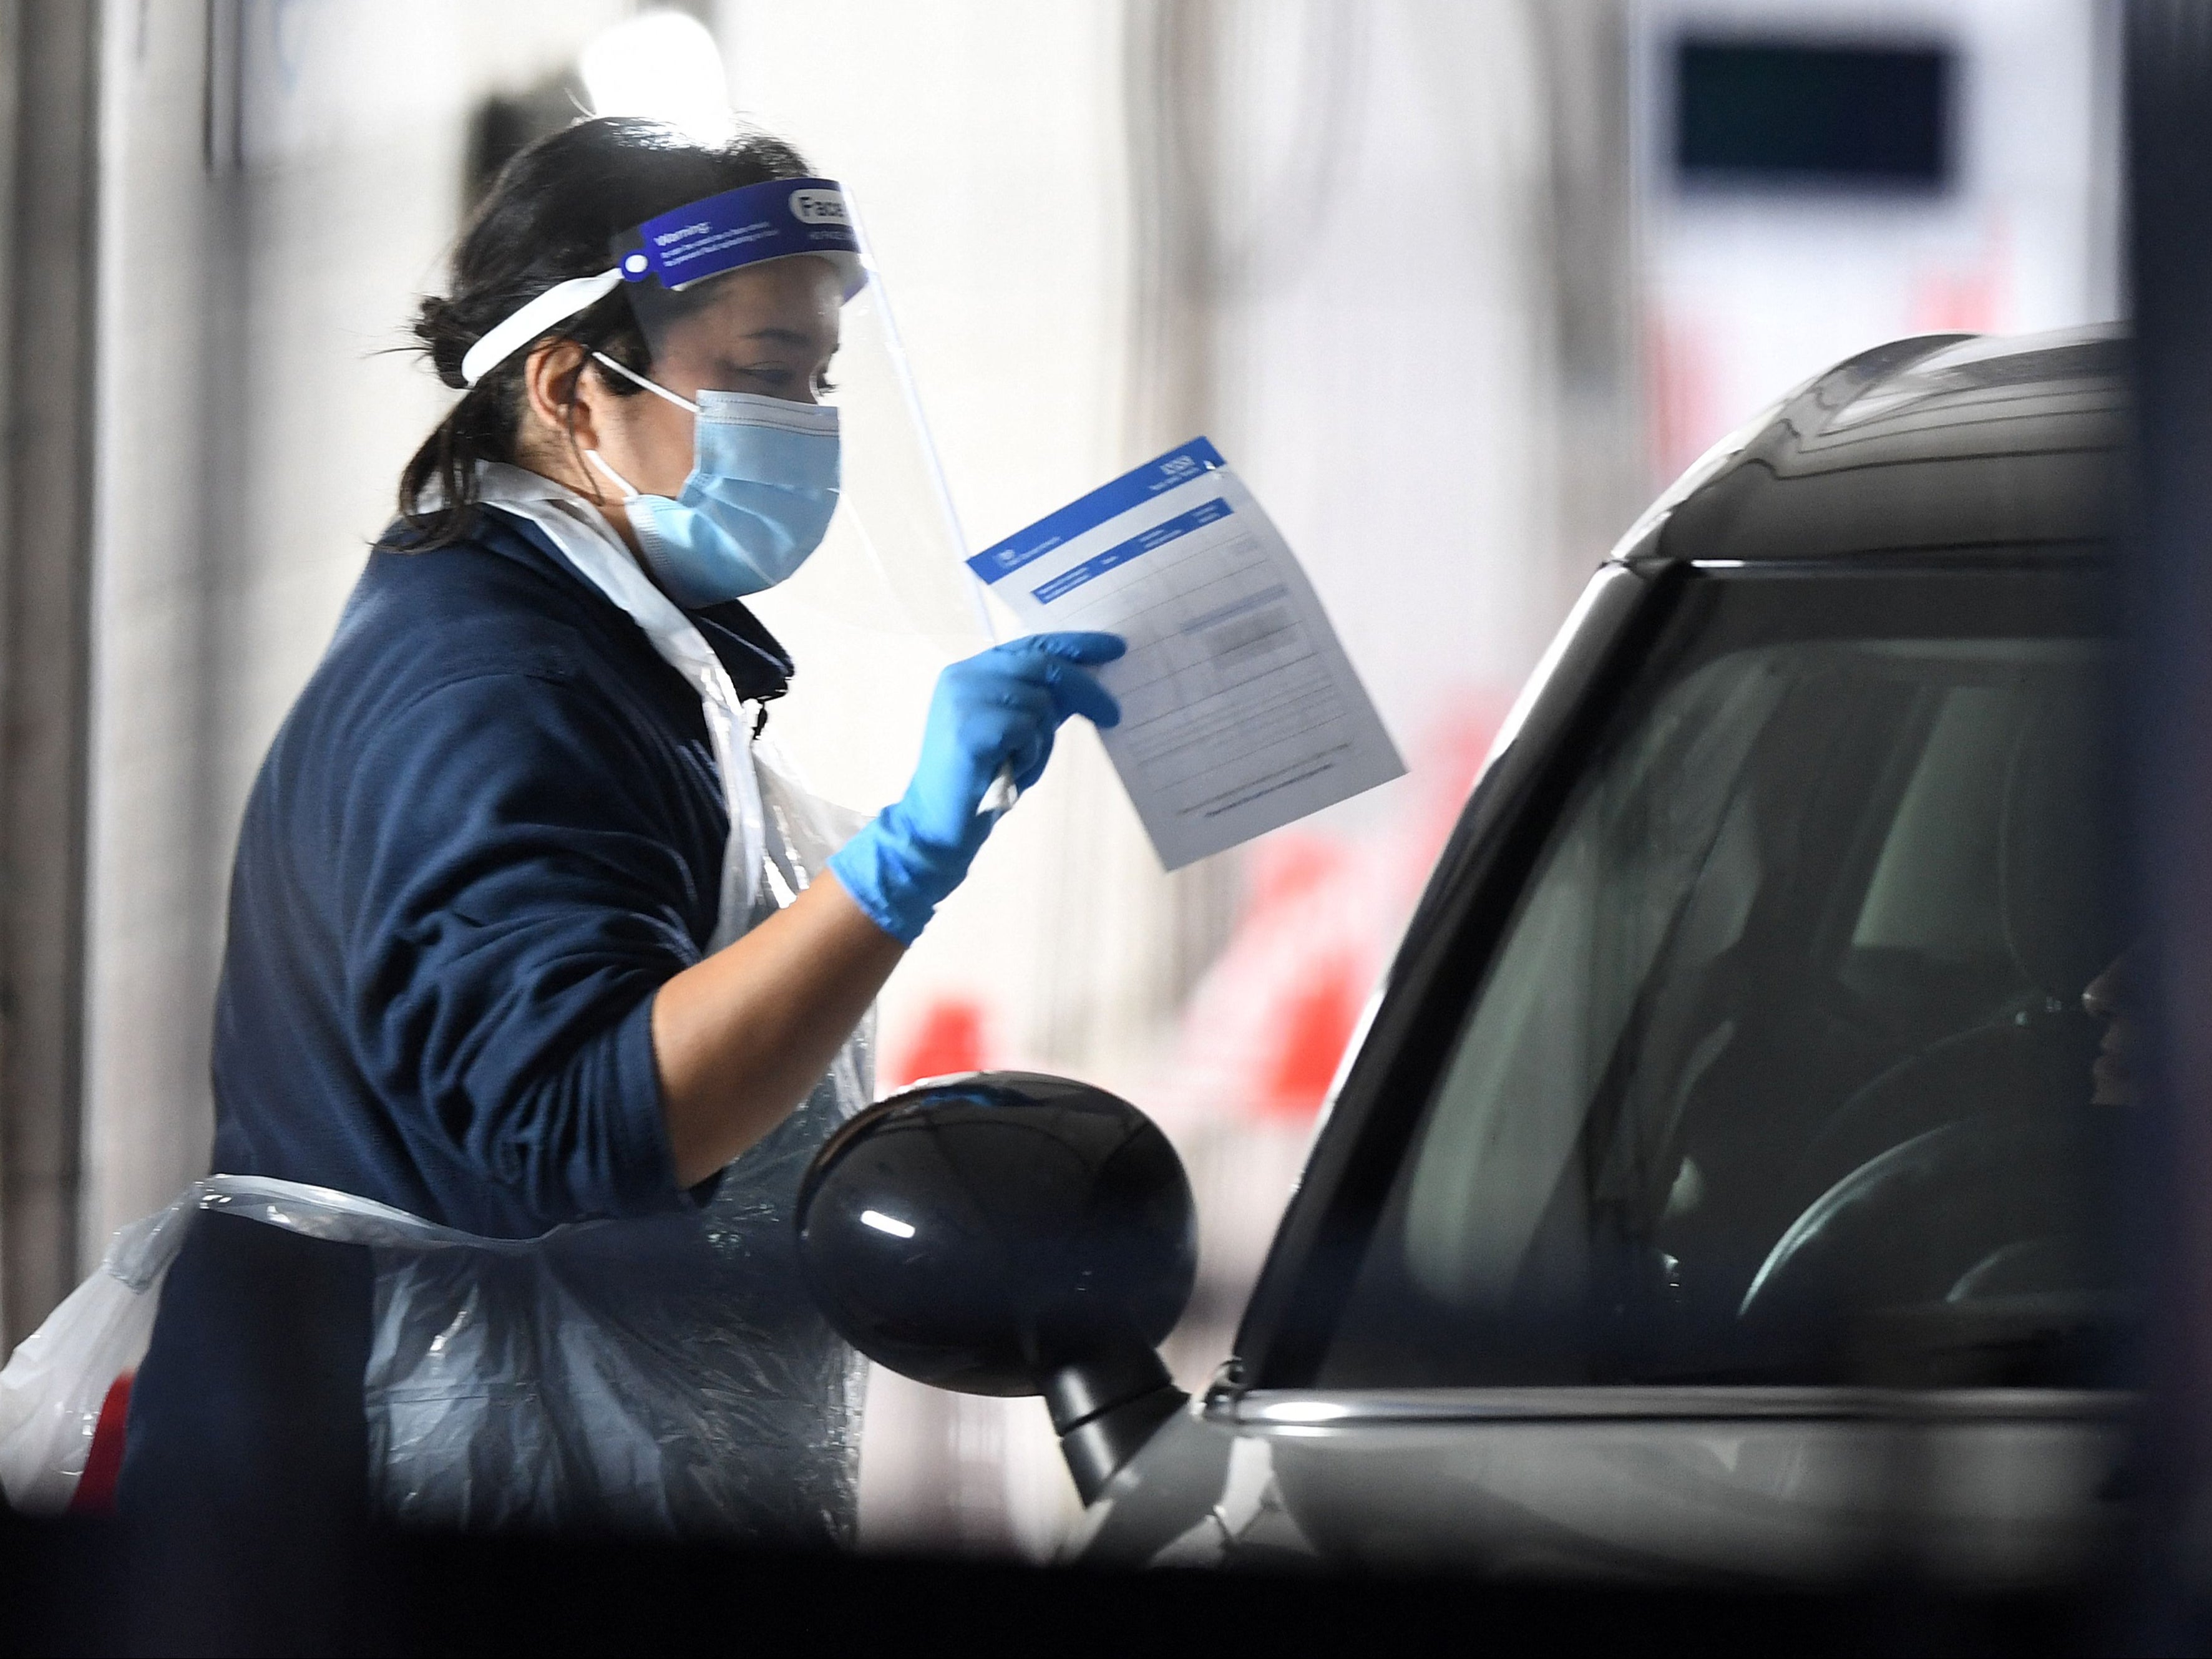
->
[968, 439, 1404, 870]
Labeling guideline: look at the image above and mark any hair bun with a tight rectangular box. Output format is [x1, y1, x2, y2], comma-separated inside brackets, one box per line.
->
[413, 293, 475, 390]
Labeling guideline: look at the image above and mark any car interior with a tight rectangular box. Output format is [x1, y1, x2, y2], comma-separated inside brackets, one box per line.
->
[1317, 573, 2123, 1391]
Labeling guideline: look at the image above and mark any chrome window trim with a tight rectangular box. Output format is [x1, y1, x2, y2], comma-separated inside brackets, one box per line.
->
[1224, 1386, 2135, 1428]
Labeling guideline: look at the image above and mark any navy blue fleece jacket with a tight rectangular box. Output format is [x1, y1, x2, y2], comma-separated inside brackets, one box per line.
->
[205, 507, 791, 1237]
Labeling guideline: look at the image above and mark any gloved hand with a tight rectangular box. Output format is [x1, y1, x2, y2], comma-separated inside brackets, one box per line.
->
[828, 631, 1126, 943]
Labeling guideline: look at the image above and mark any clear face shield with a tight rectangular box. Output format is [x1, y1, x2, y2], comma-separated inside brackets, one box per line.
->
[611, 179, 992, 812]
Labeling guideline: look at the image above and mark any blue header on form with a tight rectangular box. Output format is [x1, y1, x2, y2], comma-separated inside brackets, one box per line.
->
[968, 438, 1227, 583]
[1031, 498, 1230, 604]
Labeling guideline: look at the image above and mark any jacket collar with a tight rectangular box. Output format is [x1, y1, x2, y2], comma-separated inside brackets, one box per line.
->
[396, 465, 794, 704]
[687, 601, 793, 704]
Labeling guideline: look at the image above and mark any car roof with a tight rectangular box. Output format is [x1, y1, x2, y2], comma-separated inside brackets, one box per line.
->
[1640, 325, 2126, 567]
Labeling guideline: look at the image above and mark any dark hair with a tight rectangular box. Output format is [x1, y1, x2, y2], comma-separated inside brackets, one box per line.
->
[397, 116, 811, 550]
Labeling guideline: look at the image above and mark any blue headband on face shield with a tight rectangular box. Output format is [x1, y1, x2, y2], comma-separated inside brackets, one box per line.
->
[458, 178, 864, 388]
[616, 177, 865, 299]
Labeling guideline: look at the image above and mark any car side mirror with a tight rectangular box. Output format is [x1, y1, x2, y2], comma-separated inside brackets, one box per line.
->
[794, 1071, 1197, 1504]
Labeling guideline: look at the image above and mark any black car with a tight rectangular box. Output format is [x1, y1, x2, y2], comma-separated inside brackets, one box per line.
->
[801, 326, 2132, 1586]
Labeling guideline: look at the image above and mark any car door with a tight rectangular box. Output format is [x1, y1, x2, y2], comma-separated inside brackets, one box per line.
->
[1132, 558, 2133, 1585]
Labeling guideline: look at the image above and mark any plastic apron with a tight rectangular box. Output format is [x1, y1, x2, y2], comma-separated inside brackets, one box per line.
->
[0, 467, 873, 1542]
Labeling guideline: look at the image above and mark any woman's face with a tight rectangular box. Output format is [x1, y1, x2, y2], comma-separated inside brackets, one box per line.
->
[580, 254, 844, 500]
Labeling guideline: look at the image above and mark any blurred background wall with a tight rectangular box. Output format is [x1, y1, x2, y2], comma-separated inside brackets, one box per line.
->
[0, 0, 2118, 1559]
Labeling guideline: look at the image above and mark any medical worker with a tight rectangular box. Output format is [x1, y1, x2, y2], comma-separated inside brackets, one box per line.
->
[118, 119, 1121, 1539]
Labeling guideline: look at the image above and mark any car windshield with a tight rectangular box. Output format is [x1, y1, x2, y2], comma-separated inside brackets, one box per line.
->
[1318, 568, 2123, 1389]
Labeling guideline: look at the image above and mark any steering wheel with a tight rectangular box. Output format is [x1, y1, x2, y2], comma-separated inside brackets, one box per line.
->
[1738, 1112, 2092, 1328]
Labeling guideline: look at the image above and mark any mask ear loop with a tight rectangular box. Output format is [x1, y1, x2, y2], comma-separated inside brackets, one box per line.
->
[591, 349, 700, 414]
[583, 448, 642, 501]
[583, 353, 699, 502]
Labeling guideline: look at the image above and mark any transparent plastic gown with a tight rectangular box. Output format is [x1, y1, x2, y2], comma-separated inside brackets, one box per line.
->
[0, 746, 872, 1543]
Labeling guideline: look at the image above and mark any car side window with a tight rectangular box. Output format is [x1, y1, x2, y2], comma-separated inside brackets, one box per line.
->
[1317, 573, 2122, 1390]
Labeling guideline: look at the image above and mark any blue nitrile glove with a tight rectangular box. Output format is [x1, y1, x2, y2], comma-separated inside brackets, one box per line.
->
[829, 631, 1126, 943]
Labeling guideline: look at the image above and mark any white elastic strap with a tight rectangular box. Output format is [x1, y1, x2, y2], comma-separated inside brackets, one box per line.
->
[590, 349, 701, 415]
[470, 465, 767, 930]
[583, 448, 642, 502]
[460, 268, 625, 387]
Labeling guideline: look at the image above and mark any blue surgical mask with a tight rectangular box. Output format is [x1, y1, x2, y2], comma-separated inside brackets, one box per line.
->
[586, 369, 841, 608]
